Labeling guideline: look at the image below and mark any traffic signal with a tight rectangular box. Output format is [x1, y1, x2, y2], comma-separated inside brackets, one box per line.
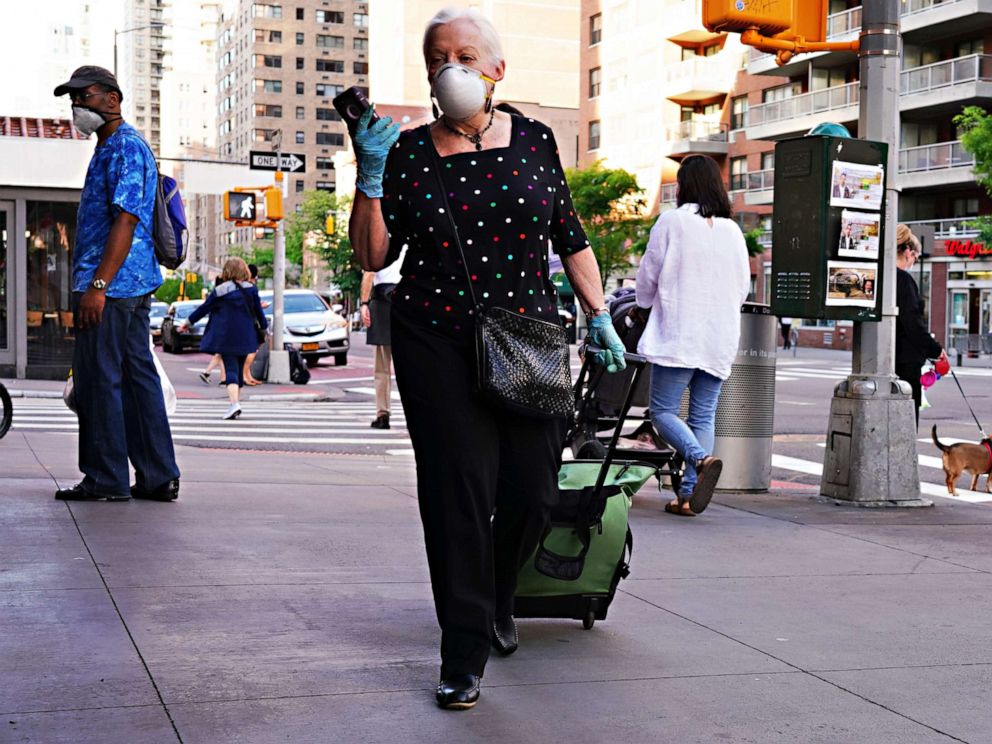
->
[702, 0, 793, 34]
[224, 192, 256, 222]
[325, 214, 335, 234]
[778, 0, 827, 43]
[264, 187, 284, 221]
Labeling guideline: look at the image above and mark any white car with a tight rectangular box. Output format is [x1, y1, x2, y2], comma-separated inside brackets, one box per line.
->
[259, 289, 350, 366]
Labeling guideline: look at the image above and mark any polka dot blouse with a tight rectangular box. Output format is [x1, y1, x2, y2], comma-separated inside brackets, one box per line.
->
[381, 114, 591, 339]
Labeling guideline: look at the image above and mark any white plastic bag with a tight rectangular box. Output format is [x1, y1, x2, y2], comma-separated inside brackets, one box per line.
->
[63, 369, 76, 412]
[63, 343, 176, 416]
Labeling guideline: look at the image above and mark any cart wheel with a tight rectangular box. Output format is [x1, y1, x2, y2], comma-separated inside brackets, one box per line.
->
[576, 439, 607, 460]
[582, 611, 596, 630]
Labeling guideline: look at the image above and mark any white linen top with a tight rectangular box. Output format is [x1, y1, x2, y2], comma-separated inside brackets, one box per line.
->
[634, 203, 751, 380]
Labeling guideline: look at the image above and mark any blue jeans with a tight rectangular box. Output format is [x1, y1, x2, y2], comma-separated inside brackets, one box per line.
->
[648, 365, 724, 496]
[72, 293, 179, 496]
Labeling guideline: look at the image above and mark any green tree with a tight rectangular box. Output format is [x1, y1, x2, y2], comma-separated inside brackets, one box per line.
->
[565, 161, 653, 285]
[285, 190, 362, 303]
[954, 105, 992, 245]
[744, 228, 767, 257]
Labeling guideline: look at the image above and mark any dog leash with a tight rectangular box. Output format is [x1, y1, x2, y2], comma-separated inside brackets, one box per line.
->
[947, 367, 988, 439]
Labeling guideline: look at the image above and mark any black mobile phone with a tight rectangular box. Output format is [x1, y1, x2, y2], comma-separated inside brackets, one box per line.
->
[332, 86, 380, 137]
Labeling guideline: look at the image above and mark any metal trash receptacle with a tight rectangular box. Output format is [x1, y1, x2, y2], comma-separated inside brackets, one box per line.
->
[712, 303, 777, 492]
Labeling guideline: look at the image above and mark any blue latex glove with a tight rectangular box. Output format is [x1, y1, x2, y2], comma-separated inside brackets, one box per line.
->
[588, 313, 627, 373]
[353, 107, 401, 199]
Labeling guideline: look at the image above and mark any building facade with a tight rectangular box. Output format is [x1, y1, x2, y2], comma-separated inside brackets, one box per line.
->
[119, 0, 171, 155]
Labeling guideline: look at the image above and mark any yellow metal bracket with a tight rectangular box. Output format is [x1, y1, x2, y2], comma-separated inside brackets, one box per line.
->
[741, 28, 860, 65]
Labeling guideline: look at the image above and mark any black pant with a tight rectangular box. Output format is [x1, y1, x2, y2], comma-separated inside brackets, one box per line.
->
[220, 353, 247, 386]
[781, 324, 792, 349]
[895, 362, 923, 429]
[391, 311, 564, 677]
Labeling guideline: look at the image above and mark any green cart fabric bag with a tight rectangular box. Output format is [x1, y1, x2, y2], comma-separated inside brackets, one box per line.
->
[515, 460, 657, 629]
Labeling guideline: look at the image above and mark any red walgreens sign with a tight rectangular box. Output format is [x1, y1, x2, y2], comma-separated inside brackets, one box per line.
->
[946, 240, 992, 259]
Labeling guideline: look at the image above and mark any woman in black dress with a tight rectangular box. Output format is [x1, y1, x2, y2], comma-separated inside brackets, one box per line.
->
[348, 7, 626, 710]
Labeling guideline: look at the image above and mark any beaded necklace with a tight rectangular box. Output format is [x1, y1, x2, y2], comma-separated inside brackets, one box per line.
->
[440, 109, 495, 151]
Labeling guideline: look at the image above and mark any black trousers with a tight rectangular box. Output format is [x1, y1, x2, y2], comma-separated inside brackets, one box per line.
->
[391, 311, 565, 677]
[895, 362, 923, 429]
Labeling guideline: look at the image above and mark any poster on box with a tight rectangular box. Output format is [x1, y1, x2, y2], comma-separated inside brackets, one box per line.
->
[830, 161, 884, 210]
[838, 210, 880, 259]
[826, 261, 878, 308]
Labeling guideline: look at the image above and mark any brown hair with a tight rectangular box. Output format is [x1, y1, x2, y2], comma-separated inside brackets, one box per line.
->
[219, 257, 250, 283]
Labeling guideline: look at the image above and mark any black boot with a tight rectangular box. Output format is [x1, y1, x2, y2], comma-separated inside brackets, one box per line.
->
[370, 413, 390, 429]
[491, 616, 519, 656]
[436, 674, 481, 710]
[55, 483, 130, 501]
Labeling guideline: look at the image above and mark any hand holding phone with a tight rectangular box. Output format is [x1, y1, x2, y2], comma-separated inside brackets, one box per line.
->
[332, 86, 380, 137]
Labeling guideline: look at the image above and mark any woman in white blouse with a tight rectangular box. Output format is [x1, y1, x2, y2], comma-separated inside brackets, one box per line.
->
[634, 155, 751, 516]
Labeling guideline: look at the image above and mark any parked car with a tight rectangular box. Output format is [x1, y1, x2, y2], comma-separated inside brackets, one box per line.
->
[160, 300, 208, 353]
[258, 289, 350, 366]
[149, 301, 169, 344]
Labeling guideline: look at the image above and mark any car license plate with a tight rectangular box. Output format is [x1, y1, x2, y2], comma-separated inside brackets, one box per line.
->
[302, 343, 320, 352]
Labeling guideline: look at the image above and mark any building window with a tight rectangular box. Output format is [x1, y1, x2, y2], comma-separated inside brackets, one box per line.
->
[295, 131, 305, 144]
[296, 32, 304, 45]
[316, 59, 344, 72]
[353, 61, 368, 75]
[296, 106, 305, 119]
[255, 54, 282, 68]
[588, 120, 600, 150]
[316, 107, 342, 121]
[354, 37, 368, 51]
[316, 10, 344, 23]
[316, 34, 344, 49]
[952, 197, 979, 217]
[316, 132, 344, 146]
[589, 13, 602, 45]
[316, 83, 343, 98]
[588, 67, 601, 99]
[295, 7, 303, 20]
[354, 12, 368, 28]
[254, 103, 282, 117]
[254, 128, 276, 142]
[253, 3, 282, 19]
[316, 181, 336, 193]
[296, 81, 304, 94]
[296, 57, 304, 70]
[254, 29, 282, 43]
[731, 95, 748, 130]
[730, 156, 748, 190]
[761, 152, 775, 170]
[295, 180, 305, 193]
[763, 82, 802, 102]
[256, 79, 282, 93]
[316, 156, 335, 170]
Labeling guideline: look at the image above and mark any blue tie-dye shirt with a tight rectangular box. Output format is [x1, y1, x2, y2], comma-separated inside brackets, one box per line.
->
[73, 122, 162, 298]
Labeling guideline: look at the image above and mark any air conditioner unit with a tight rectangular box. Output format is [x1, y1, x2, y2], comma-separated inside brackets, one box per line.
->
[358, 53, 365, 59]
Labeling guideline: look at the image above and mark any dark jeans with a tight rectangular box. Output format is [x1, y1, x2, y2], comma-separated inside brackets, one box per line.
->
[391, 311, 564, 678]
[221, 353, 247, 386]
[72, 292, 179, 496]
[895, 361, 923, 429]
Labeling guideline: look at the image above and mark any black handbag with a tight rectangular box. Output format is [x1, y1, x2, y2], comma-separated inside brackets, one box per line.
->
[427, 140, 572, 419]
[234, 282, 267, 346]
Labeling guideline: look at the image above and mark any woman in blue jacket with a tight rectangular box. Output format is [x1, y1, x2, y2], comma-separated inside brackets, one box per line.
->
[183, 257, 267, 420]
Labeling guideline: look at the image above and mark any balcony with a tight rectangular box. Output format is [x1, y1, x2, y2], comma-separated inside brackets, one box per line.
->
[731, 169, 775, 205]
[899, 140, 975, 188]
[901, 217, 980, 239]
[665, 54, 741, 104]
[747, 82, 859, 141]
[900, 54, 992, 111]
[660, 120, 729, 158]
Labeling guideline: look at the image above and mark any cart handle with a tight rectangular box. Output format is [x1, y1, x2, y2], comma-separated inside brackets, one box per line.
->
[583, 343, 647, 368]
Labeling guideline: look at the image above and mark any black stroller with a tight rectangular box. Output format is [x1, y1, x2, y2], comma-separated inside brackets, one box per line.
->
[565, 288, 685, 495]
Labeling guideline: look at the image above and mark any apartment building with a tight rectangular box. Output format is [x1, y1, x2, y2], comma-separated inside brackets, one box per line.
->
[119, 0, 170, 155]
[734, 0, 992, 349]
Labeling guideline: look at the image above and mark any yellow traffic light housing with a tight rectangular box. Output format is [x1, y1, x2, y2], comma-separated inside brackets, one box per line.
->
[702, 0, 792, 35]
[264, 187, 284, 221]
[325, 214, 335, 234]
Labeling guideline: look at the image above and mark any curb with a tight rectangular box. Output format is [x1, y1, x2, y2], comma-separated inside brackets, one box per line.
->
[4, 390, 64, 399]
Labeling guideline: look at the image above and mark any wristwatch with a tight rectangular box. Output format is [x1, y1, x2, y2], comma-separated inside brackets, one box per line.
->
[90, 278, 108, 291]
[360, 300, 370, 307]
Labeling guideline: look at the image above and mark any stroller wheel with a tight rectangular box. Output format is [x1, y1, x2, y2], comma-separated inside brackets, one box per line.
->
[575, 439, 607, 460]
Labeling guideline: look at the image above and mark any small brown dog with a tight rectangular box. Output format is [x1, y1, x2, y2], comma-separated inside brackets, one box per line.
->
[931, 426, 992, 496]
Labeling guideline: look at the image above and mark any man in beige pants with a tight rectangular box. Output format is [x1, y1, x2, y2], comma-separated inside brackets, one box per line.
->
[360, 246, 406, 429]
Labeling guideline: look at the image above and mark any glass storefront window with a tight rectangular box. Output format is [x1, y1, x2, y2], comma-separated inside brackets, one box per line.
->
[26, 201, 77, 371]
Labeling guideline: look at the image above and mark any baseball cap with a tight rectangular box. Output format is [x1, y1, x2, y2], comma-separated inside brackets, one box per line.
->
[54, 66, 123, 101]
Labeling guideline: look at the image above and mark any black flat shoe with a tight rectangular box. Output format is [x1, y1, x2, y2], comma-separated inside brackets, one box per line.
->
[492, 615, 519, 656]
[436, 674, 480, 710]
[131, 478, 180, 502]
[370, 414, 390, 430]
[55, 483, 130, 501]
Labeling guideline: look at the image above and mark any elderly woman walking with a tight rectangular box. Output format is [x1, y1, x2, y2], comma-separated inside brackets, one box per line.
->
[348, 7, 626, 710]
[635, 155, 751, 517]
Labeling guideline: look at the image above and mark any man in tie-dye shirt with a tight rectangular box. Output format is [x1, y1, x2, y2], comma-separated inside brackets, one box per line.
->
[53, 65, 180, 502]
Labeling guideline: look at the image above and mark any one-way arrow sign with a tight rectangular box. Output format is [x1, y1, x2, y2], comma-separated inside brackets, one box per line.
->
[249, 150, 307, 173]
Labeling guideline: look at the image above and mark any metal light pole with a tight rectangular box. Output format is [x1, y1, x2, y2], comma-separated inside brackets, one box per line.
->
[113, 24, 165, 78]
[820, 0, 930, 506]
[267, 130, 291, 383]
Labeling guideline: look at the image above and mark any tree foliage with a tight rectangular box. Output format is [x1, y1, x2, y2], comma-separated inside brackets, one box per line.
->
[744, 228, 766, 257]
[565, 161, 653, 285]
[286, 190, 362, 300]
[954, 106, 992, 245]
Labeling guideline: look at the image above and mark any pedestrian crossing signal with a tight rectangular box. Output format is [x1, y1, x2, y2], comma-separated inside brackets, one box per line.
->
[224, 192, 256, 222]
[702, 0, 793, 34]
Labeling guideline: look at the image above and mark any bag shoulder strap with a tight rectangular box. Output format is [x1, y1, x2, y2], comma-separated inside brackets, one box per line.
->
[233, 282, 263, 330]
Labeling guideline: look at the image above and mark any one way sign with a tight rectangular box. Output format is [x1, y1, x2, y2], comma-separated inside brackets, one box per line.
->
[249, 150, 307, 173]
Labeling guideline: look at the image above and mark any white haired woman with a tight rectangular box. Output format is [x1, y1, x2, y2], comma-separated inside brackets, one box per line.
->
[348, 7, 626, 710]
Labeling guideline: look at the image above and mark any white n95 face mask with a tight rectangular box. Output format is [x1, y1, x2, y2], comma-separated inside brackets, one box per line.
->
[72, 106, 107, 137]
[431, 63, 496, 121]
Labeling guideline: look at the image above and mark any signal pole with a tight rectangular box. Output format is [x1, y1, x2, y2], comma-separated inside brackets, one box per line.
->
[267, 131, 291, 383]
[819, 0, 930, 506]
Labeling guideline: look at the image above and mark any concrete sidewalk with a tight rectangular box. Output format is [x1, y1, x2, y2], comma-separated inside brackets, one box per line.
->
[3, 428, 992, 743]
